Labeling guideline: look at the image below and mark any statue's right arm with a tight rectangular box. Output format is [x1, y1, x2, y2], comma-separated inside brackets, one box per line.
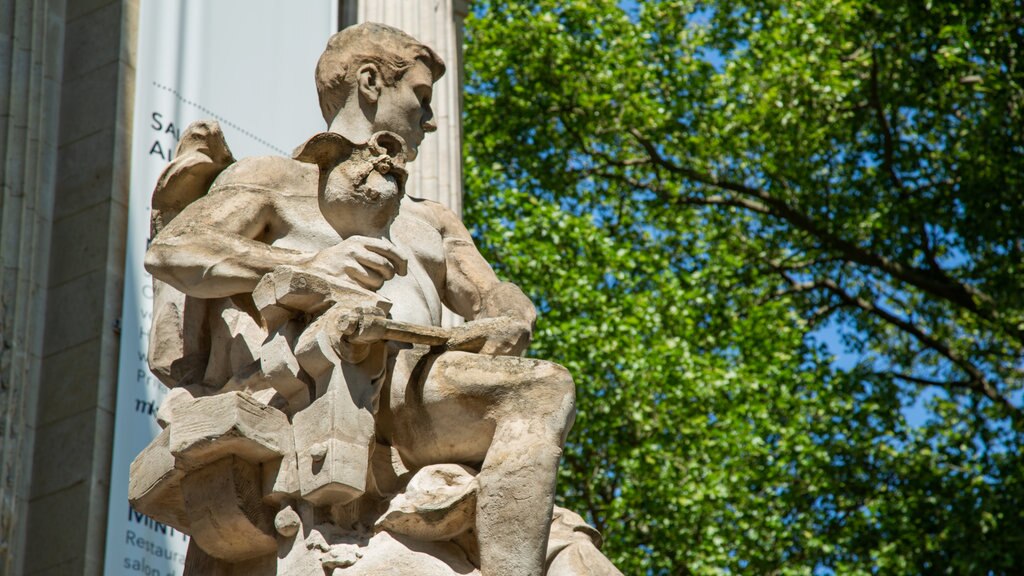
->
[145, 188, 304, 299]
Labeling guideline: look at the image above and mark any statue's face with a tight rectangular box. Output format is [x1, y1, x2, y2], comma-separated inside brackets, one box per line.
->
[318, 132, 407, 239]
[373, 60, 436, 161]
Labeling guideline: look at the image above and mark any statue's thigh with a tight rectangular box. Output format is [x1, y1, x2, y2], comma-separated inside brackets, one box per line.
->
[390, 351, 554, 469]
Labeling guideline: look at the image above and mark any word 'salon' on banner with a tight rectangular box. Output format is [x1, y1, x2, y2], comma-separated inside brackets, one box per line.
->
[105, 2, 337, 574]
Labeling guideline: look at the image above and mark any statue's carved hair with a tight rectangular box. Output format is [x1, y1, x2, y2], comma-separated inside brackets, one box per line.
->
[315, 22, 446, 125]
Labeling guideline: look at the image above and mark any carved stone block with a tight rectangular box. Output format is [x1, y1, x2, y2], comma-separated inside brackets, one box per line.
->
[292, 385, 376, 506]
[169, 391, 291, 470]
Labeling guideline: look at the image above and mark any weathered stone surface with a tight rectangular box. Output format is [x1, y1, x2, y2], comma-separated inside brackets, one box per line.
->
[131, 21, 621, 576]
[181, 456, 277, 563]
[169, 391, 291, 470]
[292, 385, 377, 506]
[546, 507, 624, 576]
[377, 463, 478, 541]
[127, 428, 189, 533]
[335, 531, 479, 575]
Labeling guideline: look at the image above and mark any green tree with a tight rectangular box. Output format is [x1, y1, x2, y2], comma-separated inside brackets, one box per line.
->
[461, 1, 1024, 573]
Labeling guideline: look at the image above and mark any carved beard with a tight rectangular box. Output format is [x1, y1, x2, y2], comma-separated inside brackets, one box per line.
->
[318, 143, 408, 239]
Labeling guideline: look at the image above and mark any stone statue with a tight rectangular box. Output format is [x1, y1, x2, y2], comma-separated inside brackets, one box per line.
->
[129, 22, 622, 576]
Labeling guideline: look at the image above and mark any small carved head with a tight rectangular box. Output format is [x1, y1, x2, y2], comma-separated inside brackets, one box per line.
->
[296, 131, 408, 240]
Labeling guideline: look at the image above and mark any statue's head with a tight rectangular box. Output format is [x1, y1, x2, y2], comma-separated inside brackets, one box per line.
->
[316, 23, 446, 160]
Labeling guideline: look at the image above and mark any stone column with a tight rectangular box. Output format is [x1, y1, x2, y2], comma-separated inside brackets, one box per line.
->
[10, 0, 138, 574]
[342, 0, 469, 217]
[0, 0, 65, 573]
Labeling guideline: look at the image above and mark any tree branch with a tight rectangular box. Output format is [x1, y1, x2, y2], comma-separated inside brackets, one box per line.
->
[773, 270, 1022, 424]
[622, 127, 1019, 345]
[868, 50, 905, 191]
[884, 371, 972, 389]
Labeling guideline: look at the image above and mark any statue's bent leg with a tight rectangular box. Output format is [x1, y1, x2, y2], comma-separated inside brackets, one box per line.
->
[389, 351, 576, 576]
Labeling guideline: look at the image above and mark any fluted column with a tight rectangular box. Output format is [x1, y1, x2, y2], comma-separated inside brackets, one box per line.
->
[344, 0, 468, 217]
[0, 0, 64, 573]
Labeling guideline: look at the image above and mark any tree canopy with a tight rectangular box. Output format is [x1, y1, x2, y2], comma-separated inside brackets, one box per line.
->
[461, 1, 1024, 573]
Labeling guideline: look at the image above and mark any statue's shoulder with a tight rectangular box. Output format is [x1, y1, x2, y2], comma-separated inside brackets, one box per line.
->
[400, 195, 463, 236]
[209, 154, 318, 198]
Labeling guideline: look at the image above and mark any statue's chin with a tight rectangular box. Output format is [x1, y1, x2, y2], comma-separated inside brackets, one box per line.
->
[320, 169, 403, 239]
[322, 205, 396, 240]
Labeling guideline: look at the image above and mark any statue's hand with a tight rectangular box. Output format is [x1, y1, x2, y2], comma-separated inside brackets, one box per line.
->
[331, 306, 389, 364]
[447, 317, 532, 357]
[306, 236, 408, 291]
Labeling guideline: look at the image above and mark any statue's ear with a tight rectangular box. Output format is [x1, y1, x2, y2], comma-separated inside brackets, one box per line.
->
[293, 132, 354, 169]
[357, 63, 381, 104]
[369, 131, 406, 161]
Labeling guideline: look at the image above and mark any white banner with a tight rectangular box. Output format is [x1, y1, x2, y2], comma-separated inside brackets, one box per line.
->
[106, 2, 338, 574]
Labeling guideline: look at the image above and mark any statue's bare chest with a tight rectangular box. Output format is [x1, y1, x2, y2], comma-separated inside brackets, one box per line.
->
[266, 195, 446, 325]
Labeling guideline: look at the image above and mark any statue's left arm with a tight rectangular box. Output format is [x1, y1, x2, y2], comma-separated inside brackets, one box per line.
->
[432, 204, 537, 356]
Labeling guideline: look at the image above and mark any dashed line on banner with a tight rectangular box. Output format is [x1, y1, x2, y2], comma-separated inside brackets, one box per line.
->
[151, 81, 288, 155]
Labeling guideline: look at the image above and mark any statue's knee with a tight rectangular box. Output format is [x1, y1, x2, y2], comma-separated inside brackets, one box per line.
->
[543, 362, 575, 397]
[531, 361, 576, 429]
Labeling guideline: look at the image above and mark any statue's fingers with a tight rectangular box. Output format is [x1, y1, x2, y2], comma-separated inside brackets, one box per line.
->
[354, 251, 397, 280]
[361, 239, 408, 276]
[343, 263, 385, 291]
